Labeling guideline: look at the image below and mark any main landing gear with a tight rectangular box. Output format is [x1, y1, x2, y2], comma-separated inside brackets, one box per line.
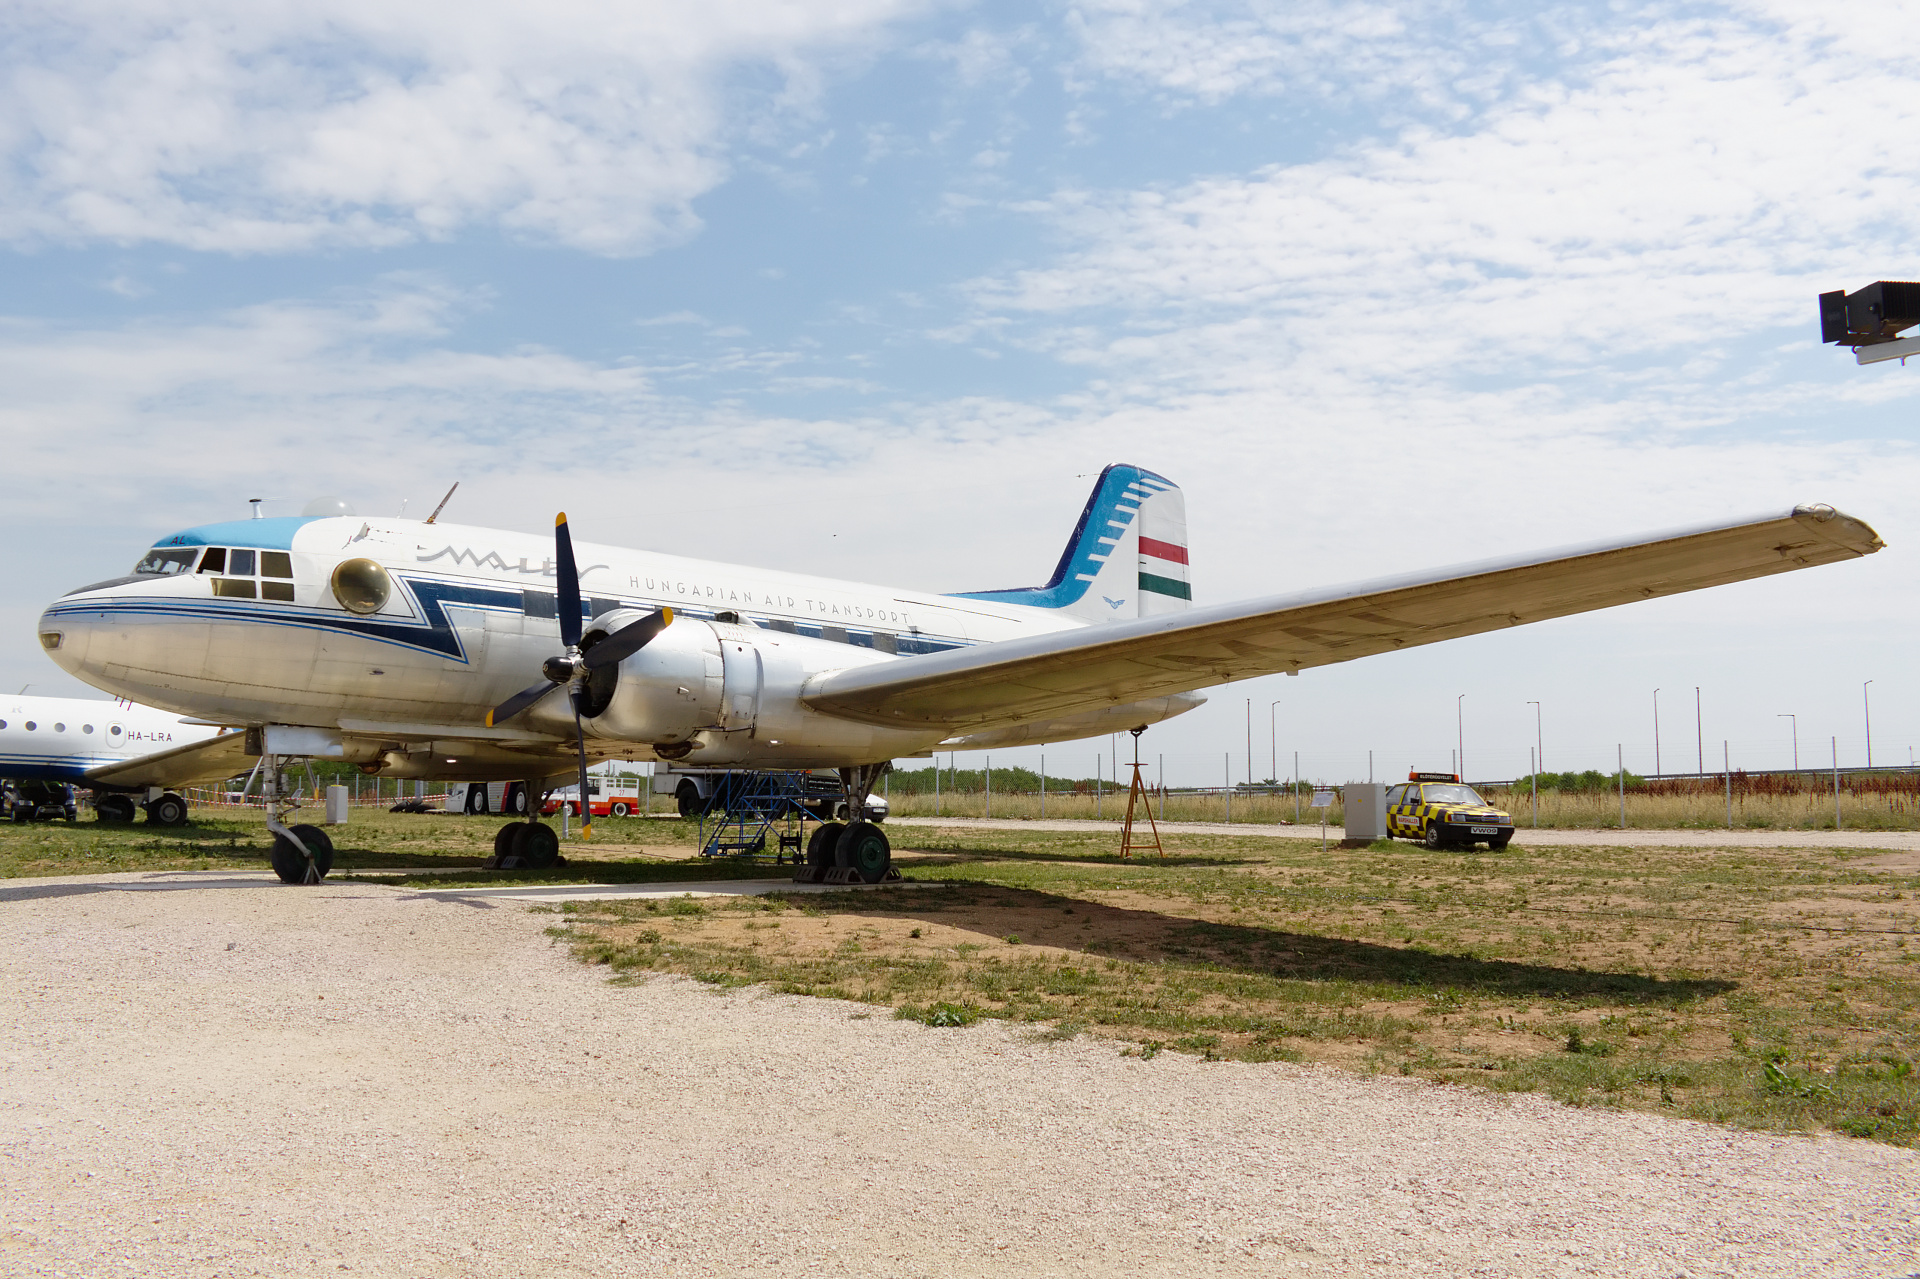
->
[793, 763, 899, 886]
[483, 777, 567, 871]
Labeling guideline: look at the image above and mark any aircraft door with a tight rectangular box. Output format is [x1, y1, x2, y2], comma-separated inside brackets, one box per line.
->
[718, 638, 762, 731]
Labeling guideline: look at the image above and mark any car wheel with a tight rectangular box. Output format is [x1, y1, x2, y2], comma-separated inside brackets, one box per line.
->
[1488, 834, 1513, 850]
[676, 784, 706, 819]
[610, 801, 633, 818]
[1422, 821, 1445, 850]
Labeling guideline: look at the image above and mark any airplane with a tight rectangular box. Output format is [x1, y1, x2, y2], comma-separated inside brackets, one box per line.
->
[0, 693, 236, 824]
[36, 464, 1883, 884]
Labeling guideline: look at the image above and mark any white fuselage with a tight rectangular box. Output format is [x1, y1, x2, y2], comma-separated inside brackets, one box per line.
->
[39, 514, 1193, 779]
[0, 694, 222, 786]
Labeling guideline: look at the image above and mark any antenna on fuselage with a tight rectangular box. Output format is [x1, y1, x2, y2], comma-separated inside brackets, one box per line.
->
[424, 482, 460, 525]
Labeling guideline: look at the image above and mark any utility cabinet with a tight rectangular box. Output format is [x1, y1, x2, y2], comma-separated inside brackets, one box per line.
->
[1343, 782, 1386, 845]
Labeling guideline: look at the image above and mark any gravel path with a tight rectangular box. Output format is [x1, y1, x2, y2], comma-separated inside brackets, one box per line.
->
[889, 815, 1920, 851]
[4, 872, 1917, 1278]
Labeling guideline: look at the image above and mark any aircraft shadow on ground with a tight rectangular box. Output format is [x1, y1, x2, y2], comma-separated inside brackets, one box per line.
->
[769, 882, 1738, 1005]
[901, 845, 1263, 869]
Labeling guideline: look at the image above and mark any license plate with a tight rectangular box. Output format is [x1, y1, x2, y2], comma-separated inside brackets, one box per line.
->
[1470, 826, 1499, 835]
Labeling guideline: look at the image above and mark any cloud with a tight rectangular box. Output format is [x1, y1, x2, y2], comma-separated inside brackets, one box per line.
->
[984, 4, 1920, 406]
[0, 0, 923, 254]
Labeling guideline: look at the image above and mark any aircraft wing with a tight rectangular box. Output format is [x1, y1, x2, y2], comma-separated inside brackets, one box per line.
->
[84, 731, 255, 790]
[802, 505, 1883, 732]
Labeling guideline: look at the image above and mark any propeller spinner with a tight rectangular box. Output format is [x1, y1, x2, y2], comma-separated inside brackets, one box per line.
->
[485, 512, 673, 837]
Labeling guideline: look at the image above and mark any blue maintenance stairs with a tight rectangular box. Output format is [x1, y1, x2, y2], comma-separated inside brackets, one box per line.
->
[694, 770, 823, 863]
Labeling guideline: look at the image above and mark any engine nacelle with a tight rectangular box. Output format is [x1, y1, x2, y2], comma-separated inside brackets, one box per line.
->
[576, 610, 723, 746]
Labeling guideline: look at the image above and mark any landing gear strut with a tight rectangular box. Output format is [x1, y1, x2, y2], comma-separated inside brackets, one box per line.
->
[483, 778, 565, 870]
[260, 755, 333, 885]
[793, 763, 897, 885]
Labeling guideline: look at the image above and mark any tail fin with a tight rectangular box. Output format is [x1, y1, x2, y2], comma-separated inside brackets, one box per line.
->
[950, 464, 1190, 624]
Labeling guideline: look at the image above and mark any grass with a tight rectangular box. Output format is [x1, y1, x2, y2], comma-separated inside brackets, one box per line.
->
[9, 803, 1917, 1145]
[887, 785, 1920, 830]
[549, 821, 1920, 1147]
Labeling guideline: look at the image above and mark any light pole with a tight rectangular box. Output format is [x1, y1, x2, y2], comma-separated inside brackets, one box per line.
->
[1695, 687, 1703, 775]
[1527, 700, 1542, 779]
[1268, 700, 1282, 787]
[1245, 698, 1252, 788]
[1653, 688, 1661, 777]
[1864, 680, 1874, 769]
[1457, 694, 1466, 780]
[1778, 714, 1798, 771]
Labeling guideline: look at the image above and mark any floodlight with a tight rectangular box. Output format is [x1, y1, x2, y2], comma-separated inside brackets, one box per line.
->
[1819, 280, 1920, 363]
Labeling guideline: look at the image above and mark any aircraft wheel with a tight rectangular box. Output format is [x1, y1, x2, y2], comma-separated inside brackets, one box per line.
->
[837, 821, 891, 883]
[518, 823, 561, 868]
[806, 822, 845, 870]
[146, 793, 189, 826]
[95, 795, 137, 823]
[494, 823, 524, 860]
[270, 825, 334, 883]
[1421, 821, 1445, 851]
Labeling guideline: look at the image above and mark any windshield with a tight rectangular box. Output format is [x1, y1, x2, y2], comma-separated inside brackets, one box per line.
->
[133, 547, 199, 576]
[1421, 783, 1486, 805]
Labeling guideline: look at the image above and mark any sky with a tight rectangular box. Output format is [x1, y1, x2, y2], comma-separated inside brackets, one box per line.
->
[3, 0, 1917, 787]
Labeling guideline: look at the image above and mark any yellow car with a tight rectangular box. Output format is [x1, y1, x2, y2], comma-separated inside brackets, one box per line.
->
[1385, 772, 1514, 849]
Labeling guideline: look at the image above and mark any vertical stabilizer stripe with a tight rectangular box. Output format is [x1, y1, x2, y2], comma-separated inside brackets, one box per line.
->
[1139, 536, 1188, 565]
[1138, 571, 1192, 600]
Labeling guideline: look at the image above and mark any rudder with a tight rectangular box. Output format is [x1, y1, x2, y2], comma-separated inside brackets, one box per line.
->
[950, 464, 1190, 623]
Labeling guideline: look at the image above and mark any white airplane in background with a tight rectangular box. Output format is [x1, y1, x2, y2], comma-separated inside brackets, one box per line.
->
[36, 464, 1883, 884]
[0, 693, 235, 824]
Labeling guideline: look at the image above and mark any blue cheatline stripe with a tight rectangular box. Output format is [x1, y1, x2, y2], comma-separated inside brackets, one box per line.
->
[1138, 571, 1191, 600]
[949, 462, 1177, 609]
[45, 573, 978, 663]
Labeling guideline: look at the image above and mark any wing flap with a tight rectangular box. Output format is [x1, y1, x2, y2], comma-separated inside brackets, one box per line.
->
[802, 506, 1882, 730]
[84, 731, 255, 790]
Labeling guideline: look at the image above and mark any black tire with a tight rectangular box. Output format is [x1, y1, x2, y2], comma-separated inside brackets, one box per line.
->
[677, 783, 706, 819]
[146, 793, 188, 826]
[837, 821, 891, 884]
[270, 825, 334, 883]
[1422, 821, 1445, 851]
[465, 787, 487, 815]
[610, 801, 633, 818]
[518, 823, 561, 868]
[494, 823, 524, 860]
[1488, 834, 1513, 850]
[806, 822, 845, 870]
[95, 795, 137, 823]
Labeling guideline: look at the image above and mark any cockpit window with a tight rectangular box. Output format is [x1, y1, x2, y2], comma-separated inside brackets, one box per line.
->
[197, 547, 227, 574]
[229, 548, 256, 576]
[261, 552, 293, 578]
[133, 548, 199, 576]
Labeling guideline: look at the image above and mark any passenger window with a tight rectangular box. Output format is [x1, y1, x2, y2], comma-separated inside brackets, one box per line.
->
[872, 632, 898, 654]
[262, 581, 295, 602]
[229, 548, 256, 576]
[522, 590, 556, 620]
[54, 722, 65, 732]
[198, 547, 228, 574]
[24, 721, 34, 730]
[82, 724, 93, 734]
[213, 578, 257, 599]
[261, 551, 293, 578]
[820, 625, 848, 644]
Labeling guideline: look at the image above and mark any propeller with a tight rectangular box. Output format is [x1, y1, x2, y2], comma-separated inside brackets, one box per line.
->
[484, 512, 673, 839]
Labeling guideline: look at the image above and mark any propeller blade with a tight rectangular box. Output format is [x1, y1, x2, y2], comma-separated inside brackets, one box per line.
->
[582, 607, 674, 670]
[554, 512, 582, 649]
[487, 679, 560, 727]
[572, 699, 593, 841]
